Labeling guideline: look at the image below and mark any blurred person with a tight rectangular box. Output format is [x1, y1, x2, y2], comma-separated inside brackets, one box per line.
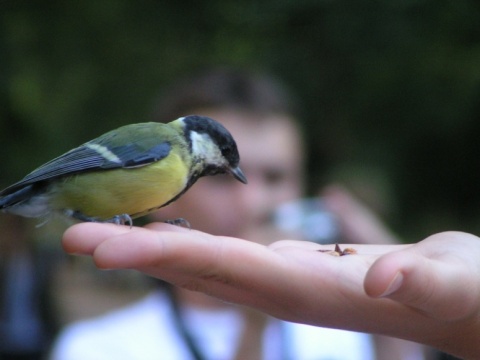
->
[51, 68, 431, 359]
[0, 215, 60, 360]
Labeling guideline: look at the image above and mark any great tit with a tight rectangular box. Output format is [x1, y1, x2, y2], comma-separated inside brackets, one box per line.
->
[0, 115, 247, 226]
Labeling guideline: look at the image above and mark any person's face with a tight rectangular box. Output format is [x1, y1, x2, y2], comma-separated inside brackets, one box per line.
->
[151, 109, 304, 239]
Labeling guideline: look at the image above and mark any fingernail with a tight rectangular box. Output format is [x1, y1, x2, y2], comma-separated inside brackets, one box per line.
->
[380, 272, 403, 297]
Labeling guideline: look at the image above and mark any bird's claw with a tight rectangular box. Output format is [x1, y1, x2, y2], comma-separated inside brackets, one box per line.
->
[107, 214, 133, 228]
[67, 210, 133, 228]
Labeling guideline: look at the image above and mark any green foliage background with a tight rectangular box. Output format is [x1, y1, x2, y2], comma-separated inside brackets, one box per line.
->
[2, 0, 480, 239]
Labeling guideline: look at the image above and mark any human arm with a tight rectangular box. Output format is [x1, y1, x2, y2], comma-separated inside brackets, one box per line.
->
[322, 185, 401, 244]
[62, 224, 480, 358]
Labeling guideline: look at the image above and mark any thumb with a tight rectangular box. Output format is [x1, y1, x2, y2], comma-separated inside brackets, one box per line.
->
[364, 247, 477, 321]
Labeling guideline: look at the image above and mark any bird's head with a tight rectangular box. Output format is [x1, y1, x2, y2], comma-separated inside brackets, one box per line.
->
[179, 115, 248, 184]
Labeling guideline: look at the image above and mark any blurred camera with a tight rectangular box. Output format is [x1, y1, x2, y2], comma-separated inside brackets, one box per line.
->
[272, 198, 340, 244]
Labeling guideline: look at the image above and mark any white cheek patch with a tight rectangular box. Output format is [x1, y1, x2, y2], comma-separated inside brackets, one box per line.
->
[190, 131, 225, 166]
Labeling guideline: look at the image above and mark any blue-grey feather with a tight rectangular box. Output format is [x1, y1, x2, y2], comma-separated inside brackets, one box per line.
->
[0, 141, 172, 197]
[120, 142, 171, 168]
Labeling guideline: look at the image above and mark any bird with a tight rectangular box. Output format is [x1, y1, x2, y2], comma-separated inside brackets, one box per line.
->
[0, 115, 247, 226]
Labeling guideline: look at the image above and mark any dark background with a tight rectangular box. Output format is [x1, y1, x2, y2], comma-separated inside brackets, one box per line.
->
[2, 0, 480, 240]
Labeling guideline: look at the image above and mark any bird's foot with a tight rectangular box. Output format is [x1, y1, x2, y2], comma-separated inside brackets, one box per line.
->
[105, 214, 133, 228]
[68, 210, 133, 228]
[164, 217, 191, 229]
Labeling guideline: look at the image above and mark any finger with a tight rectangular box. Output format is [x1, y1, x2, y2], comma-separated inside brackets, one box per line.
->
[63, 225, 286, 317]
[91, 229, 298, 311]
[91, 228, 227, 270]
[365, 237, 479, 320]
[364, 250, 420, 298]
[144, 221, 192, 233]
[62, 222, 184, 255]
[62, 223, 134, 254]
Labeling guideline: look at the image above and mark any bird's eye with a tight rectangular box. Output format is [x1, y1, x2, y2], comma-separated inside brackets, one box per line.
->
[221, 146, 232, 157]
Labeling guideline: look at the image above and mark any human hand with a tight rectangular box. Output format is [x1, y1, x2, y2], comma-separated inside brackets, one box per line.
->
[322, 185, 400, 244]
[63, 224, 480, 358]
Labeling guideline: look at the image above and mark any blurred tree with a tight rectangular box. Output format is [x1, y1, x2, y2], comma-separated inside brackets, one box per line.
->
[1, 0, 480, 238]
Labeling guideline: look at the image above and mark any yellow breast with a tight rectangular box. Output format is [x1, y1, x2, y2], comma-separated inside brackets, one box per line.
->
[52, 152, 189, 220]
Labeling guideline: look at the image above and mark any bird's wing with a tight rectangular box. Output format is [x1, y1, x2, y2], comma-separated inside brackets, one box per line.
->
[0, 140, 172, 196]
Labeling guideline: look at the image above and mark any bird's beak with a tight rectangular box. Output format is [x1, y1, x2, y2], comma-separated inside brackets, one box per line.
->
[229, 166, 248, 184]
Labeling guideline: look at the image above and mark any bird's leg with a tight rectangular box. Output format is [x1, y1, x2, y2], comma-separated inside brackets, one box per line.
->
[67, 210, 99, 223]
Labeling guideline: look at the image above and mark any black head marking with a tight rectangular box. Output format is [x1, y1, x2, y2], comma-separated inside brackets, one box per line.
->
[182, 115, 240, 167]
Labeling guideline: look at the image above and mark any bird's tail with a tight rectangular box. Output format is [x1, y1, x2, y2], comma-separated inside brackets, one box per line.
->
[0, 185, 51, 220]
[0, 185, 36, 209]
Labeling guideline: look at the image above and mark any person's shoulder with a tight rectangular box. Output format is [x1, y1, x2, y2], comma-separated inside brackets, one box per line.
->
[50, 291, 182, 360]
[69, 291, 167, 333]
[284, 322, 375, 360]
